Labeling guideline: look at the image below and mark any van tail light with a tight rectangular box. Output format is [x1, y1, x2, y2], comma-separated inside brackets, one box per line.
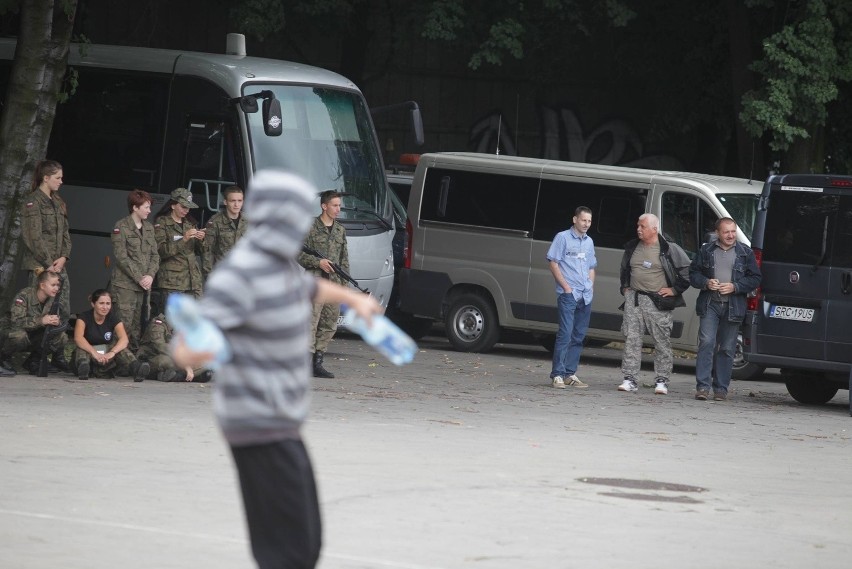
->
[404, 218, 413, 269]
[746, 248, 762, 311]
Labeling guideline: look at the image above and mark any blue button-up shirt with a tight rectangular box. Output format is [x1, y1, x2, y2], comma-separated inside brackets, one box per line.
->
[546, 227, 597, 304]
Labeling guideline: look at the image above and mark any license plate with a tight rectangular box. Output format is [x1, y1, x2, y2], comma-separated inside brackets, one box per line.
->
[769, 305, 815, 322]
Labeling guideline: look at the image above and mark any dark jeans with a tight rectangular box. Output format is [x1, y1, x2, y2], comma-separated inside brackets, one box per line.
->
[695, 301, 739, 394]
[550, 293, 591, 378]
[231, 439, 322, 569]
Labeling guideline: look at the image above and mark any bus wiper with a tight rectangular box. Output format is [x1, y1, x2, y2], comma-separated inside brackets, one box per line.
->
[340, 206, 393, 230]
[812, 216, 829, 272]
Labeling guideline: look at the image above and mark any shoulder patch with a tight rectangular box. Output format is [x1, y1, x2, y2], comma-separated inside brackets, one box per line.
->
[154, 223, 160, 228]
[25, 202, 34, 208]
[153, 319, 163, 325]
[15, 297, 24, 305]
[207, 220, 214, 226]
[113, 227, 121, 234]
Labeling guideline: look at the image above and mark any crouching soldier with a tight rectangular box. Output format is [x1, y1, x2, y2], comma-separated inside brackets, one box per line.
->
[136, 313, 212, 382]
[73, 289, 149, 381]
[0, 270, 69, 376]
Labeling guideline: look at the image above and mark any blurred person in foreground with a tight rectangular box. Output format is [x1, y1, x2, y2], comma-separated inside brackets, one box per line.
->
[171, 171, 381, 569]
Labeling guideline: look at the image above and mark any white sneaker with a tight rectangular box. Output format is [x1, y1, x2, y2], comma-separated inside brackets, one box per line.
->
[552, 376, 566, 389]
[618, 378, 638, 392]
[654, 381, 668, 395]
[564, 374, 588, 388]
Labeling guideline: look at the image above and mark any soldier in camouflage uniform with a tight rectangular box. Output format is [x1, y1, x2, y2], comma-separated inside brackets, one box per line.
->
[0, 271, 68, 376]
[136, 313, 212, 382]
[297, 190, 350, 378]
[202, 186, 247, 280]
[152, 188, 205, 317]
[20, 160, 72, 370]
[617, 213, 690, 395]
[110, 189, 159, 352]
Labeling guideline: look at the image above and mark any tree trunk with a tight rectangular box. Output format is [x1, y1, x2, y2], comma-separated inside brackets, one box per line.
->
[0, 0, 77, 310]
[784, 126, 825, 173]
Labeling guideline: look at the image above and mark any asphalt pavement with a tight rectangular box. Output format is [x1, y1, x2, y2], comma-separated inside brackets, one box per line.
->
[1, 331, 851, 569]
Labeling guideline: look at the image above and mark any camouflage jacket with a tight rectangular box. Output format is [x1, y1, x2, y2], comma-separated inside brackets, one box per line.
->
[153, 215, 204, 293]
[135, 313, 172, 360]
[297, 216, 349, 286]
[111, 215, 159, 291]
[20, 189, 72, 270]
[9, 286, 52, 332]
[202, 211, 248, 277]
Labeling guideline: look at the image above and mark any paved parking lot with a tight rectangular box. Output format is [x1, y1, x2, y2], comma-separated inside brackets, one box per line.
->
[1, 333, 851, 569]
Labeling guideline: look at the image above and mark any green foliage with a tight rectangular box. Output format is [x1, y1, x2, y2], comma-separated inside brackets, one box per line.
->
[231, 0, 288, 41]
[421, 0, 635, 70]
[740, 0, 852, 151]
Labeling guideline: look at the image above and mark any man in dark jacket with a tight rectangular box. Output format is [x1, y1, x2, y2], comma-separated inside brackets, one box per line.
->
[618, 213, 691, 395]
[689, 217, 761, 401]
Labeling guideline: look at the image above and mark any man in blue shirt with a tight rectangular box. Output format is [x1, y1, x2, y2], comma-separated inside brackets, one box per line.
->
[546, 206, 597, 388]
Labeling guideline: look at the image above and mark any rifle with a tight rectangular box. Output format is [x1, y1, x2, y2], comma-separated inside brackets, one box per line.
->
[301, 245, 368, 293]
[36, 276, 68, 378]
[140, 289, 151, 334]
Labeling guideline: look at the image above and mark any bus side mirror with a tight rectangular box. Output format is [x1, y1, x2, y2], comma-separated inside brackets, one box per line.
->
[262, 98, 283, 136]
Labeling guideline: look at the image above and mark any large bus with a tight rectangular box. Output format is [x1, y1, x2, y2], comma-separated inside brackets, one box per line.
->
[0, 34, 398, 313]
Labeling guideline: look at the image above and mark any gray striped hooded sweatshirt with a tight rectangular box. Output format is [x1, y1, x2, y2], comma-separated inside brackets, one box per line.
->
[201, 170, 318, 446]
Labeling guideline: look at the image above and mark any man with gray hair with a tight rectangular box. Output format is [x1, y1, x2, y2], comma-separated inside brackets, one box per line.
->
[617, 213, 690, 394]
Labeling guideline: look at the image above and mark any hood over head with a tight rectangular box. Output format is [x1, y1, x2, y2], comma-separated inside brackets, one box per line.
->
[243, 170, 316, 258]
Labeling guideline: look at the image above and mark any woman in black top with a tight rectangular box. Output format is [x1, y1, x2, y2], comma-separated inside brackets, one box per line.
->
[73, 289, 149, 381]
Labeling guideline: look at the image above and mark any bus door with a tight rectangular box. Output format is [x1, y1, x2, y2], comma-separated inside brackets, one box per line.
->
[180, 117, 242, 225]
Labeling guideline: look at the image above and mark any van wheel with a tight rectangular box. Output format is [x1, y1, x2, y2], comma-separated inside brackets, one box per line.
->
[445, 293, 499, 352]
[732, 335, 765, 380]
[785, 374, 839, 405]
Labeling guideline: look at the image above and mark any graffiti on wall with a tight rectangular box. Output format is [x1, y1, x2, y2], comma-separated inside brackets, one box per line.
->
[469, 106, 683, 170]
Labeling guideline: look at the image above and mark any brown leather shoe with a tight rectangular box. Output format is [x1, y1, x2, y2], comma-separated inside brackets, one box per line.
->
[695, 390, 709, 401]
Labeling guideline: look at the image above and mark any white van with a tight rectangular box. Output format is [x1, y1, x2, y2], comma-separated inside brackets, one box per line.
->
[399, 153, 761, 374]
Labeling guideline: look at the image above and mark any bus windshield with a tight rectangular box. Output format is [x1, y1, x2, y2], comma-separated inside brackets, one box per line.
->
[718, 193, 758, 241]
[247, 84, 391, 225]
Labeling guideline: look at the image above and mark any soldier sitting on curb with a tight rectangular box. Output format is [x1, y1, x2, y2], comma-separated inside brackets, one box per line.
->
[0, 270, 69, 376]
[136, 312, 212, 383]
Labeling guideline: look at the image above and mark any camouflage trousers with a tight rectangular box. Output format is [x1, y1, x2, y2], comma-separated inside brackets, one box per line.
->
[27, 268, 70, 324]
[1, 327, 67, 357]
[310, 302, 340, 353]
[620, 290, 674, 380]
[110, 286, 149, 353]
[73, 342, 139, 377]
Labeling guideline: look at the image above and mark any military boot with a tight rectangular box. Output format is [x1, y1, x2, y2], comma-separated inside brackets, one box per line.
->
[23, 352, 42, 375]
[128, 360, 149, 383]
[0, 353, 16, 377]
[312, 352, 334, 378]
[51, 350, 70, 373]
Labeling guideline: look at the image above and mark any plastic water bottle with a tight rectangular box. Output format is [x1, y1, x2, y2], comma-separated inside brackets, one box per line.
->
[166, 293, 231, 369]
[341, 306, 417, 365]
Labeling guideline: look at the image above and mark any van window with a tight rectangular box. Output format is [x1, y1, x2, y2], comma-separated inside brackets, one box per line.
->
[420, 168, 537, 231]
[661, 193, 717, 258]
[533, 179, 645, 247]
[763, 191, 842, 265]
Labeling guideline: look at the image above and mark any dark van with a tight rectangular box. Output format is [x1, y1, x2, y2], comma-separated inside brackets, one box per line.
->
[742, 174, 852, 404]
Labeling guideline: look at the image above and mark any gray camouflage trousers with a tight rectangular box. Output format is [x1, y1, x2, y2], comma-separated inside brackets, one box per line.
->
[620, 289, 674, 381]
